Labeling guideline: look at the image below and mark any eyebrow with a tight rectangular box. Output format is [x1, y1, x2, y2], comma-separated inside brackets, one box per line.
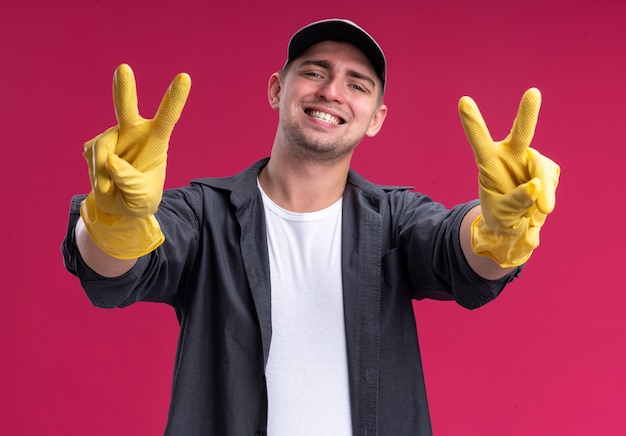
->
[298, 59, 377, 91]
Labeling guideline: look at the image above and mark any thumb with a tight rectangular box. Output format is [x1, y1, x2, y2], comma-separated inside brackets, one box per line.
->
[106, 154, 164, 217]
[487, 179, 541, 227]
[512, 178, 542, 213]
[106, 154, 143, 190]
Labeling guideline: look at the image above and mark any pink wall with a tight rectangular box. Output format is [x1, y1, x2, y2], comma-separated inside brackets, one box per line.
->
[2, 0, 624, 434]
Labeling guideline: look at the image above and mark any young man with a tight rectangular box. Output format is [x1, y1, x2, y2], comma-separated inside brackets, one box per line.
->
[63, 19, 559, 436]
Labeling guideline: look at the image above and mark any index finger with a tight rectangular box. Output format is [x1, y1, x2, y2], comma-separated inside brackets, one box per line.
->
[113, 63, 140, 128]
[458, 95, 495, 162]
[507, 87, 541, 153]
[152, 72, 192, 142]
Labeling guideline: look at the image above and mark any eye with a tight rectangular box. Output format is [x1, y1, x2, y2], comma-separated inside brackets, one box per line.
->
[302, 71, 324, 79]
[349, 82, 372, 94]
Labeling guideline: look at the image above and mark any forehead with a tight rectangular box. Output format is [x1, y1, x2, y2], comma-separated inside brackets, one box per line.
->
[293, 40, 377, 76]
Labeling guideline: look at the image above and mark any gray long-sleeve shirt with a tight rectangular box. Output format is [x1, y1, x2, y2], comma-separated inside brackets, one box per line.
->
[62, 158, 521, 435]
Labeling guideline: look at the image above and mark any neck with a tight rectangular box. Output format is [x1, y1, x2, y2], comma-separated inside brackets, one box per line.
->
[259, 151, 350, 213]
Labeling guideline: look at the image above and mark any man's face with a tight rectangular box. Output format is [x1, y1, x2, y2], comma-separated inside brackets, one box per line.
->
[269, 40, 387, 163]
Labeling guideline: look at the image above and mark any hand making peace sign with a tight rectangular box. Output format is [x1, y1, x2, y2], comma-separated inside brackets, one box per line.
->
[458, 88, 561, 267]
[81, 64, 191, 259]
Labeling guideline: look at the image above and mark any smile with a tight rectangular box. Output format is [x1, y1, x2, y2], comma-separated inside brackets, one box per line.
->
[305, 109, 345, 125]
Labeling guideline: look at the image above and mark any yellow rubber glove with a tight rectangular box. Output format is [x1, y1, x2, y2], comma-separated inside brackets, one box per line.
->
[80, 64, 192, 259]
[458, 88, 560, 268]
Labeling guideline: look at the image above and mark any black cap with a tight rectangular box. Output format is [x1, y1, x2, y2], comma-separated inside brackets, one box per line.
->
[287, 19, 387, 90]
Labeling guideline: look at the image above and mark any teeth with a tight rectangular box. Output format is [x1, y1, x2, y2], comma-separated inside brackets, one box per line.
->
[308, 110, 341, 125]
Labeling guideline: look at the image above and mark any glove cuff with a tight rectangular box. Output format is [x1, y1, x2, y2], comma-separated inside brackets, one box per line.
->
[471, 214, 540, 268]
[80, 192, 164, 260]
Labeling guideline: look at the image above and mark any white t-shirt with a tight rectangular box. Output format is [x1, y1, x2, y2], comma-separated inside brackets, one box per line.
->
[260, 184, 352, 436]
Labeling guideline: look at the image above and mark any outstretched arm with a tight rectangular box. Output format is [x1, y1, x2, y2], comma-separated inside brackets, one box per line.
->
[457, 88, 560, 278]
[76, 64, 191, 276]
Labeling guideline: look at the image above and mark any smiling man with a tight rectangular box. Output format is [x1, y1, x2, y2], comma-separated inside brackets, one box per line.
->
[62, 19, 560, 436]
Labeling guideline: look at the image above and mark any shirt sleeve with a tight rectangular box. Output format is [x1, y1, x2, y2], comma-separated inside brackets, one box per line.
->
[61, 187, 204, 309]
[394, 192, 522, 309]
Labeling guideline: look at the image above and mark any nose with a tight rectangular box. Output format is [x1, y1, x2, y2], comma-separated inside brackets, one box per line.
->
[316, 77, 343, 103]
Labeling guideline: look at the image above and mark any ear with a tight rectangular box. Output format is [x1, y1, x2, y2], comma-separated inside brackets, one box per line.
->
[268, 72, 282, 109]
[365, 104, 388, 137]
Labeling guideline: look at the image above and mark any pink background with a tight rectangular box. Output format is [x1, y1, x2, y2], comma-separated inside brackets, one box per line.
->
[2, 0, 624, 434]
